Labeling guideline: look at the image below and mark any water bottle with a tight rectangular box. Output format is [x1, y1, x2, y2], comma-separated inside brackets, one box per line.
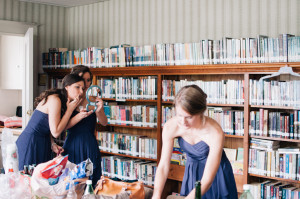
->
[195, 181, 201, 199]
[82, 180, 96, 199]
[239, 184, 254, 199]
[65, 180, 77, 199]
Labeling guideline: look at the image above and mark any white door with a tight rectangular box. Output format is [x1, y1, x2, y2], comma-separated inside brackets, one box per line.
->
[22, 28, 33, 128]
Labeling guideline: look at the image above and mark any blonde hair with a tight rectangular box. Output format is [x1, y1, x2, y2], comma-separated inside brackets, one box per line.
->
[174, 85, 207, 115]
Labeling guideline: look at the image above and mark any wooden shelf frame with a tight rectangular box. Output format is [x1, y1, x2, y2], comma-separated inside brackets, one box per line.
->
[101, 151, 157, 162]
[44, 62, 300, 193]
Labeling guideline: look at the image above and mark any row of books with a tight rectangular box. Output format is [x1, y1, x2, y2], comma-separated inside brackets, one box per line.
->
[171, 138, 186, 166]
[162, 79, 245, 105]
[103, 104, 157, 127]
[50, 78, 63, 89]
[206, 107, 244, 136]
[224, 148, 244, 175]
[101, 155, 157, 186]
[97, 131, 157, 159]
[249, 79, 300, 107]
[249, 180, 300, 199]
[42, 33, 300, 68]
[162, 106, 245, 136]
[249, 139, 300, 180]
[96, 76, 157, 100]
[250, 109, 300, 139]
[161, 106, 175, 126]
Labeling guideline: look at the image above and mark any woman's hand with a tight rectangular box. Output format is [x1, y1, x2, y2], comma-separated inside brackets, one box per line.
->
[67, 95, 82, 112]
[51, 143, 64, 155]
[78, 108, 94, 119]
[95, 97, 104, 113]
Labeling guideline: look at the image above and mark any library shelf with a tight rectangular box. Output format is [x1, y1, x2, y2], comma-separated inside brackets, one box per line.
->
[168, 164, 185, 181]
[102, 98, 157, 103]
[168, 164, 244, 193]
[100, 151, 157, 162]
[251, 135, 300, 143]
[162, 101, 244, 107]
[249, 173, 300, 184]
[44, 62, 300, 195]
[225, 134, 244, 139]
[250, 105, 300, 110]
[104, 124, 157, 130]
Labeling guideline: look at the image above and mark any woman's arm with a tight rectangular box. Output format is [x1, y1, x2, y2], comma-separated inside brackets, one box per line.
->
[95, 97, 108, 126]
[48, 95, 81, 138]
[50, 135, 64, 154]
[65, 109, 93, 129]
[152, 121, 176, 199]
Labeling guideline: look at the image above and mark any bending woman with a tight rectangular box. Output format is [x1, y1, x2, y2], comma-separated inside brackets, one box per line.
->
[16, 74, 84, 170]
[152, 85, 238, 199]
[63, 65, 108, 187]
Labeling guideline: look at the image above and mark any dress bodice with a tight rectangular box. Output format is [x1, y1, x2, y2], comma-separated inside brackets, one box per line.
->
[22, 109, 50, 136]
[178, 137, 210, 161]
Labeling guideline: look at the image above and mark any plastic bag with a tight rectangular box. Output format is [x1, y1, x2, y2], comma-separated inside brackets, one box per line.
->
[1, 128, 19, 173]
[41, 155, 68, 185]
[31, 158, 88, 199]
[0, 173, 31, 199]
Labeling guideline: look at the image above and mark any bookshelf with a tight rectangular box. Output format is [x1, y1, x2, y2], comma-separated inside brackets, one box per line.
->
[44, 62, 300, 195]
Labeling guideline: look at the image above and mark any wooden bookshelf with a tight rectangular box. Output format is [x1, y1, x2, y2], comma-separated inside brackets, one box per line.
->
[105, 124, 157, 130]
[45, 62, 300, 195]
[102, 98, 157, 103]
[249, 173, 300, 184]
[251, 135, 300, 143]
[101, 151, 157, 162]
[251, 105, 300, 110]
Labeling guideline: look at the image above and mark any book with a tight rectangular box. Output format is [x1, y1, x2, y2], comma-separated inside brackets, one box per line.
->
[223, 148, 237, 163]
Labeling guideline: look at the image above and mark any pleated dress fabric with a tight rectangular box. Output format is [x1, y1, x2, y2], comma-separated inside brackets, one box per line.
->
[178, 137, 238, 199]
[63, 111, 102, 187]
[16, 110, 52, 170]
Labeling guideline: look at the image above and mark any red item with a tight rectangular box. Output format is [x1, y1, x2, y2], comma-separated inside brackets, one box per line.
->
[40, 155, 68, 179]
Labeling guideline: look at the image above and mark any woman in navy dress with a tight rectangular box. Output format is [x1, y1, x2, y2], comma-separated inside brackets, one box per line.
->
[152, 85, 238, 199]
[16, 74, 84, 170]
[63, 65, 107, 187]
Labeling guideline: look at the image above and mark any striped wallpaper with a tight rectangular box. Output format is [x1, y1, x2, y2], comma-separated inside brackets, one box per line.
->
[0, 0, 299, 64]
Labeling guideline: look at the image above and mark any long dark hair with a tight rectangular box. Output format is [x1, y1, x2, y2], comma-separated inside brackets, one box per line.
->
[174, 85, 207, 115]
[34, 74, 84, 116]
[71, 65, 92, 82]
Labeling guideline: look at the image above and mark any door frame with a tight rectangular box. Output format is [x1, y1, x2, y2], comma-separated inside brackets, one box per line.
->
[0, 20, 38, 128]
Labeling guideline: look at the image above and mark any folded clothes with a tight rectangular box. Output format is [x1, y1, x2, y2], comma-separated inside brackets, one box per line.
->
[4, 116, 22, 128]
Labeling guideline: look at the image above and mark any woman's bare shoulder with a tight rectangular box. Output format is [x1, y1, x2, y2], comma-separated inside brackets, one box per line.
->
[205, 117, 224, 140]
[163, 117, 179, 138]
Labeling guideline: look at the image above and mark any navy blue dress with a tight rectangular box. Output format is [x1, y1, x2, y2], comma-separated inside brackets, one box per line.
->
[16, 110, 51, 170]
[63, 111, 102, 187]
[178, 137, 238, 199]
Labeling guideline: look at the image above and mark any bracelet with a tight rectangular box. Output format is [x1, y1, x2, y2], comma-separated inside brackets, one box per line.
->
[51, 143, 56, 148]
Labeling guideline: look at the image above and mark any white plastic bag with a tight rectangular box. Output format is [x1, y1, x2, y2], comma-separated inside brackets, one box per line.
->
[31, 158, 86, 199]
[1, 128, 19, 173]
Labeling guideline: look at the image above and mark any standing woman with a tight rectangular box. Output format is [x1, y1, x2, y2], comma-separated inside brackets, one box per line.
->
[16, 74, 84, 170]
[152, 85, 238, 199]
[63, 65, 108, 187]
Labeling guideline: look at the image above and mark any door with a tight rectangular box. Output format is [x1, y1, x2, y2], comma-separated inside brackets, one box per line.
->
[22, 28, 33, 128]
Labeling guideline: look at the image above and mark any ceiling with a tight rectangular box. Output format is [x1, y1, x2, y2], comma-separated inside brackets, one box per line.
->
[19, 0, 108, 7]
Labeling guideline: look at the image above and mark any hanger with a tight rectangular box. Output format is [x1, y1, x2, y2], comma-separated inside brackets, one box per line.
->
[259, 65, 300, 82]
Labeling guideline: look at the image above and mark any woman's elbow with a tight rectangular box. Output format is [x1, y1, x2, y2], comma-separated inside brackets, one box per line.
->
[51, 130, 61, 138]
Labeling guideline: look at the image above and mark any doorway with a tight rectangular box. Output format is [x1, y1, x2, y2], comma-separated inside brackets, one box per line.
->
[0, 20, 36, 129]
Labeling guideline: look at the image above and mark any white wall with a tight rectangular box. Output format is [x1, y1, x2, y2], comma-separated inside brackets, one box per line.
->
[0, 35, 23, 90]
[0, 34, 23, 117]
[0, 90, 22, 116]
